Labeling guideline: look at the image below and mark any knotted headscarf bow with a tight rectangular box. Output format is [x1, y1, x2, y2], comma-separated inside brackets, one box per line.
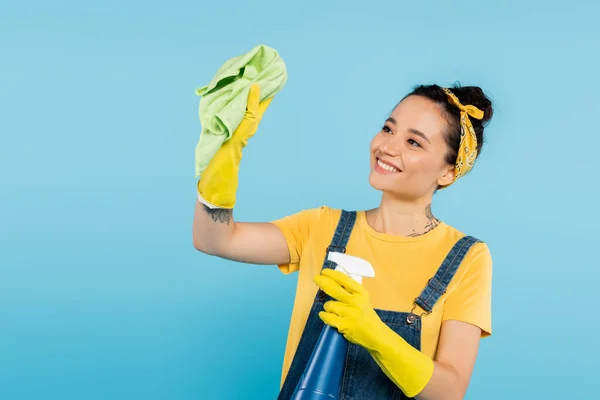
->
[441, 88, 485, 186]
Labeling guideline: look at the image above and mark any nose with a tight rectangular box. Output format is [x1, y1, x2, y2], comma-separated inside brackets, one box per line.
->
[379, 135, 402, 157]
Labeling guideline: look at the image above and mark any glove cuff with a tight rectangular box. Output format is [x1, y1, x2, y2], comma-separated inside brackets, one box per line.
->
[197, 191, 223, 209]
[369, 324, 434, 398]
[196, 176, 236, 209]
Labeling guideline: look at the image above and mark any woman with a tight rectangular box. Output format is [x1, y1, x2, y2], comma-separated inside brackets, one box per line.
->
[193, 83, 494, 400]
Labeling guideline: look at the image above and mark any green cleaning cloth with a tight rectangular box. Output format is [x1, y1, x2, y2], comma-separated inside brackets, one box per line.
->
[194, 44, 288, 177]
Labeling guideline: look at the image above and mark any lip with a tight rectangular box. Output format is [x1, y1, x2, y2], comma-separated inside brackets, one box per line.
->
[376, 157, 402, 172]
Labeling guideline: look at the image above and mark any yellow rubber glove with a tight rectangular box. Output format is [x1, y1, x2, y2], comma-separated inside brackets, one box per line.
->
[314, 268, 434, 398]
[197, 84, 273, 209]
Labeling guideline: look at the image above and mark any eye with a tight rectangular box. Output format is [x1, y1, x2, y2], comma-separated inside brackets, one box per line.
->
[381, 125, 393, 134]
[407, 138, 422, 148]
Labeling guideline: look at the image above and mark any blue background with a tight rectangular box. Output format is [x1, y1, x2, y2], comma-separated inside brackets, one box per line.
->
[2, 1, 599, 399]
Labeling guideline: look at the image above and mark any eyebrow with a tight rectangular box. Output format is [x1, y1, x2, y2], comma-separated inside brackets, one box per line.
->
[408, 128, 431, 143]
[385, 118, 431, 143]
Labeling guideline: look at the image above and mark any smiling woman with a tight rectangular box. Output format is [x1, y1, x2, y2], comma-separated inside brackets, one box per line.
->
[372, 85, 493, 201]
[192, 83, 495, 400]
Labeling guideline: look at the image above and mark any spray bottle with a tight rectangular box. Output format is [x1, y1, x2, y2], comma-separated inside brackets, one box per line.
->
[290, 252, 375, 400]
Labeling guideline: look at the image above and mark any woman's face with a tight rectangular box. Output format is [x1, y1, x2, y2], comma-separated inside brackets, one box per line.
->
[369, 95, 456, 199]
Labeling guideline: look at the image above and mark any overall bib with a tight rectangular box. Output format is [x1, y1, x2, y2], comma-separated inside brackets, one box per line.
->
[277, 210, 480, 400]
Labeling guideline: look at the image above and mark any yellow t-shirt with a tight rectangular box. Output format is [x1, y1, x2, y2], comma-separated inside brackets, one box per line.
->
[271, 205, 492, 387]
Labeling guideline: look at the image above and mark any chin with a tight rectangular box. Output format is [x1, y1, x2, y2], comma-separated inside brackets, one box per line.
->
[368, 170, 392, 192]
[369, 172, 424, 201]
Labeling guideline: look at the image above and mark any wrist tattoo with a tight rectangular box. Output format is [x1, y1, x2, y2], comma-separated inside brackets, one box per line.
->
[203, 204, 233, 224]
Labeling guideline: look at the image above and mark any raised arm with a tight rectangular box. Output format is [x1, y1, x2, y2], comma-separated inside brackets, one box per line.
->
[192, 84, 290, 266]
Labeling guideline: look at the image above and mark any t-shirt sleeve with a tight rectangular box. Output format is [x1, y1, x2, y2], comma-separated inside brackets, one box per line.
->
[442, 242, 493, 337]
[270, 206, 327, 275]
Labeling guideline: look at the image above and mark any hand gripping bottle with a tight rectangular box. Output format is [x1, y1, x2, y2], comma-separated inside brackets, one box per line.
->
[290, 252, 375, 400]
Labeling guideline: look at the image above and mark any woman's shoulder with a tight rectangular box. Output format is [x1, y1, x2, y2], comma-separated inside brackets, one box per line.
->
[439, 222, 492, 258]
[288, 204, 344, 223]
[271, 205, 343, 232]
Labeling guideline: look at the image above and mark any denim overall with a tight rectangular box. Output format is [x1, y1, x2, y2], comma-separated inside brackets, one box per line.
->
[277, 210, 480, 400]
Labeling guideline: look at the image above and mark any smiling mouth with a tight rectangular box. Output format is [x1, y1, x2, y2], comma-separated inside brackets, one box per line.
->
[376, 158, 401, 173]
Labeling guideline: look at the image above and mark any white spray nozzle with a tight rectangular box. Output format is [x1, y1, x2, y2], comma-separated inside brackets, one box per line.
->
[327, 252, 375, 284]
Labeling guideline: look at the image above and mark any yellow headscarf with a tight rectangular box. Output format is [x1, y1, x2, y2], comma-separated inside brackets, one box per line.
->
[441, 88, 485, 186]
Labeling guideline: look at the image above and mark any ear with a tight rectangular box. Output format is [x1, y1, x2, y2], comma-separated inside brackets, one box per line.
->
[437, 165, 456, 187]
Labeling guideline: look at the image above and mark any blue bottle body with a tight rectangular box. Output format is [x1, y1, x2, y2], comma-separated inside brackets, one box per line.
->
[290, 325, 348, 400]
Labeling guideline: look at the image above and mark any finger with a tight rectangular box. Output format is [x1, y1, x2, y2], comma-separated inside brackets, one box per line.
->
[254, 97, 273, 124]
[314, 274, 353, 304]
[245, 84, 261, 117]
[321, 268, 363, 294]
[257, 96, 273, 114]
[319, 311, 344, 330]
[323, 300, 351, 317]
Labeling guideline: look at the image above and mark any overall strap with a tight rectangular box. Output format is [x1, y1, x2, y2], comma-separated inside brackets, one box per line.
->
[414, 235, 481, 314]
[276, 210, 357, 399]
[322, 210, 357, 271]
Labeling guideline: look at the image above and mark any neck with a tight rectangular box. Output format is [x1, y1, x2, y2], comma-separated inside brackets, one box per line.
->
[365, 192, 440, 237]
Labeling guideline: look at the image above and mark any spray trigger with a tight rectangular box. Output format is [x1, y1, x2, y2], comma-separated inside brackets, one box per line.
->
[327, 252, 375, 284]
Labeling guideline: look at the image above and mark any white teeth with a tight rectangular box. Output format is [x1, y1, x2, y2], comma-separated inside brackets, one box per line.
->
[377, 159, 400, 172]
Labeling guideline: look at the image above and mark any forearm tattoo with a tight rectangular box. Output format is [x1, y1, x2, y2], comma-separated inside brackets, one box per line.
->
[203, 204, 233, 225]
